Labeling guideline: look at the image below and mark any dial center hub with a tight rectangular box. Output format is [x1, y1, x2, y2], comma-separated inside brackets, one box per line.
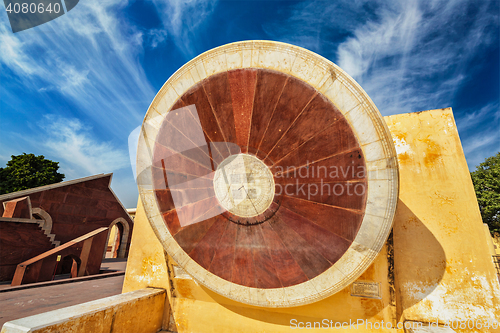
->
[213, 154, 275, 218]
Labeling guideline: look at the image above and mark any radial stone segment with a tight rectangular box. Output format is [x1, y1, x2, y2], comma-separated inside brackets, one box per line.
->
[137, 41, 399, 307]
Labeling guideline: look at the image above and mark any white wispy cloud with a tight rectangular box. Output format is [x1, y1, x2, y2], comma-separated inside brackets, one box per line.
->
[0, 0, 154, 137]
[148, 28, 168, 48]
[265, 0, 499, 169]
[0, 0, 219, 207]
[0, 0, 160, 207]
[151, 0, 218, 57]
[266, 0, 497, 115]
[463, 128, 500, 170]
[262, 0, 359, 53]
[41, 115, 129, 177]
[335, 0, 496, 115]
[1, 0, 497, 205]
[463, 132, 499, 156]
[455, 102, 499, 131]
[457, 102, 500, 169]
[0, 23, 38, 74]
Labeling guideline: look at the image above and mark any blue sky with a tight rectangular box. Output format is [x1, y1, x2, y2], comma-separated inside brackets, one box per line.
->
[1, 0, 499, 208]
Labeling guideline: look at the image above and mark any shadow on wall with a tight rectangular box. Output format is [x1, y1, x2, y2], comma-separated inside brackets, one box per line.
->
[193, 199, 446, 328]
[198, 288, 328, 327]
[392, 199, 446, 321]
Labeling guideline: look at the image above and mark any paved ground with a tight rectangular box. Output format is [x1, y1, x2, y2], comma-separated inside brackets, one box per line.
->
[0, 275, 124, 327]
[0, 259, 127, 328]
[100, 258, 128, 272]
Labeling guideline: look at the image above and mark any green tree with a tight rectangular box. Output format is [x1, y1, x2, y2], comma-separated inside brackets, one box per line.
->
[0, 153, 65, 194]
[470, 152, 500, 234]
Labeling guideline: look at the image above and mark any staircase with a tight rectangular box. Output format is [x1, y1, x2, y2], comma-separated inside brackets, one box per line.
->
[1, 197, 60, 247]
[0, 217, 59, 247]
[35, 219, 60, 247]
[0, 197, 64, 282]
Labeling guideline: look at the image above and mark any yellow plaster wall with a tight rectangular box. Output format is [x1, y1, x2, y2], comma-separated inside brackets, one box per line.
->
[123, 107, 500, 332]
[122, 198, 171, 295]
[386, 108, 500, 329]
[166, 243, 396, 332]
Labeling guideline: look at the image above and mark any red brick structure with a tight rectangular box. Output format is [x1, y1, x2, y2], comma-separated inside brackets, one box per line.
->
[0, 174, 133, 282]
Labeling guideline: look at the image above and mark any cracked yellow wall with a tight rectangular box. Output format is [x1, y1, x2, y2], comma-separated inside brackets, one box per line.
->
[386, 108, 500, 329]
[122, 198, 171, 294]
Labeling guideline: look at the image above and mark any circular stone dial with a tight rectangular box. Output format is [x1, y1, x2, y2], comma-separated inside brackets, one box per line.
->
[138, 41, 399, 308]
[214, 154, 275, 218]
[151, 68, 366, 288]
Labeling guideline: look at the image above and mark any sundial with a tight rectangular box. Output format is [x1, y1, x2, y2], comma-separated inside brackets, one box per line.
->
[137, 41, 399, 307]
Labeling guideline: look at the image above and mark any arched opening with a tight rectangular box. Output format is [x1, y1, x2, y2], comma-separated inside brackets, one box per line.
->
[106, 224, 123, 258]
[103, 218, 129, 259]
[55, 255, 81, 279]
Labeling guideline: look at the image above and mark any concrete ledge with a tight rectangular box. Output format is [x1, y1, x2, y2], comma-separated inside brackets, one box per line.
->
[1, 288, 166, 333]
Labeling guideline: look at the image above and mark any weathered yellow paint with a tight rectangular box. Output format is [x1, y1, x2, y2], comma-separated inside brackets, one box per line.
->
[386, 108, 500, 330]
[1, 288, 165, 333]
[122, 107, 500, 332]
[122, 198, 171, 295]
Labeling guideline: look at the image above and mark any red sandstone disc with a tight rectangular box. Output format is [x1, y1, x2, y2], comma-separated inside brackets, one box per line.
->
[137, 41, 399, 307]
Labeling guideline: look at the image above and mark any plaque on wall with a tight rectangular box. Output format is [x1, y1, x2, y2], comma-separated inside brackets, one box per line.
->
[351, 281, 382, 299]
